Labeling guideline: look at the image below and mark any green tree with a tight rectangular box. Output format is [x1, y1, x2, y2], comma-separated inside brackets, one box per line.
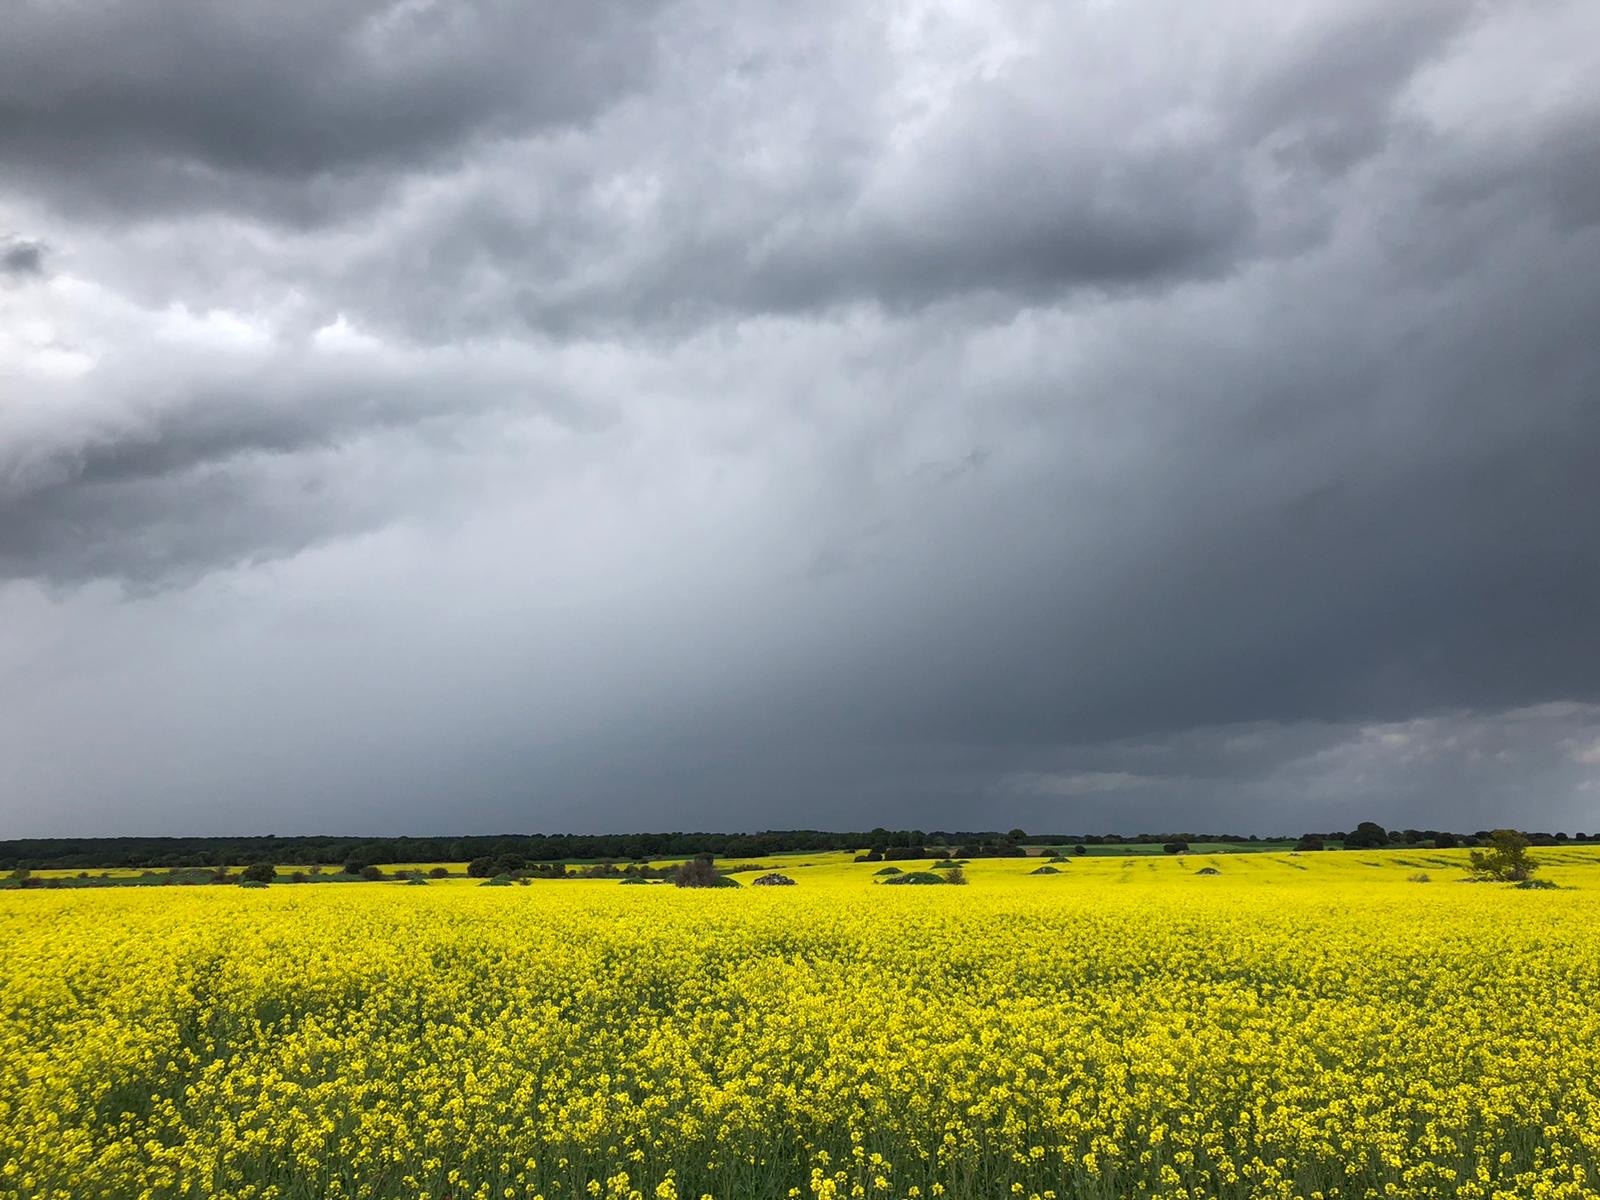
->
[1343, 821, 1390, 849]
[239, 862, 276, 885]
[1469, 830, 1538, 882]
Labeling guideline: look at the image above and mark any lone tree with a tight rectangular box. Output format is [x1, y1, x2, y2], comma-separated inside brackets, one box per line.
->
[239, 862, 277, 885]
[673, 854, 722, 888]
[1344, 821, 1390, 849]
[1469, 830, 1538, 882]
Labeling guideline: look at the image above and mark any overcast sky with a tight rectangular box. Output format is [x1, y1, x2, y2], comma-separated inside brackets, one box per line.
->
[3, 0, 1599, 838]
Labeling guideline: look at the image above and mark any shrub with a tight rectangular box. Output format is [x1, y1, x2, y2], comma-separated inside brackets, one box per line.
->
[874, 866, 903, 876]
[240, 862, 277, 885]
[1407, 872, 1431, 883]
[428, 867, 450, 879]
[1515, 878, 1559, 890]
[1163, 841, 1189, 855]
[406, 876, 429, 886]
[1195, 867, 1221, 876]
[480, 875, 514, 887]
[1030, 866, 1061, 875]
[359, 865, 386, 881]
[880, 871, 949, 886]
[238, 879, 268, 889]
[671, 855, 740, 888]
[751, 873, 796, 887]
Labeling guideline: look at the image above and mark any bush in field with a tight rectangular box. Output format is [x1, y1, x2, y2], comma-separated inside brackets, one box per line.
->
[1469, 830, 1538, 882]
[673, 856, 740, 888]
[240, 863, 277, 885]
[883, 869, 965, 885]
[880, 871, 946, 885]
[429, 867, 450, 878]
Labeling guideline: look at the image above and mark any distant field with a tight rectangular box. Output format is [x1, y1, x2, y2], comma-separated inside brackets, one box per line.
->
[19, 840, 1552, 881]
[4, 847, 1599, 1199]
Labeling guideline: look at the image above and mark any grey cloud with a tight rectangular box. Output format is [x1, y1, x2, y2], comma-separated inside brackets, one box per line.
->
[0, 343, 607, 584]
[0, 0, 664, 222]
[1, 237, 46, 277]
[120, 0, 1485, 344]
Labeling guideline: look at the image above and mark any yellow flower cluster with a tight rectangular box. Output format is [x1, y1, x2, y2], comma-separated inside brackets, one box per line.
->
[2, 849, 1598, 1200]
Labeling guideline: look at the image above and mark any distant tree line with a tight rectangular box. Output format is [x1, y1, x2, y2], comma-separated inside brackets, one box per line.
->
[1, 823, 1590, 871]
[1293, 821, 1591, 852]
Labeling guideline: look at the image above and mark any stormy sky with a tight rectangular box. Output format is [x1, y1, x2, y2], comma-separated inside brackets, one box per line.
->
[3, 0, 1599, 838]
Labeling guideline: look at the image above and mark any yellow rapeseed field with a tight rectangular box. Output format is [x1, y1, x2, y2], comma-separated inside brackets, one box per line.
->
[4, 849, 1600, 1200]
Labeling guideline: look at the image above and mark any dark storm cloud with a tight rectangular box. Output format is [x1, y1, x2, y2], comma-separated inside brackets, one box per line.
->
[1, 0, 1598, 836]
[0, 0, 663, 221]
[1, 236, 46, 277]
[335, 0, 1479, 335]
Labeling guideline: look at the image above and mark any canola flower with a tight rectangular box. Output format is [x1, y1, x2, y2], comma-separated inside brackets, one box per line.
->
[3, 850, 1600, 1200]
